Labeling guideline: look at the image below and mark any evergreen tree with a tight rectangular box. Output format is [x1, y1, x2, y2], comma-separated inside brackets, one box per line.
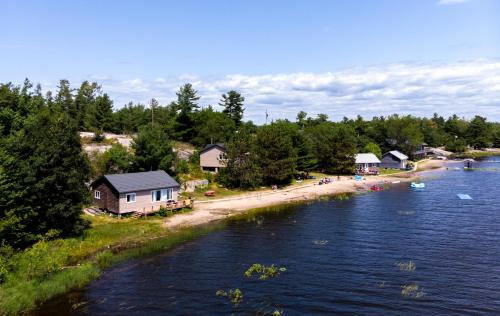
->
[0, 110, 91, 248]
[224, 127, 261, 188]
[220, 90, 245, 126]
[255, 121, 297, 184]
[192, 106, 236, 147]
[86, 93, 114, 132]
[174, 83, 200, 141]
[55, 79, 74, 115]
[75, 81, 99, 130]
[467, 115, 491, 149]
[132, 123, 174, 172]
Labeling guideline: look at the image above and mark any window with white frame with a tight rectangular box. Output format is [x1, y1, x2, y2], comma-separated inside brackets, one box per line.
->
[163, 188, 173, 200]
[94, 190, 101, 199]
[126, 193, 136, 203]
[152, 189, 173, 202]
[151, 190, 162, 202]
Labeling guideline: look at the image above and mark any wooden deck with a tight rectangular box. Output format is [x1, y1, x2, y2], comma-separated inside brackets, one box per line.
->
[131, 199, 192, 218]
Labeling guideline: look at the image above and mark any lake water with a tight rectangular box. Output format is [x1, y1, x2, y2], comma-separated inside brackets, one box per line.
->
[39, 157, 500, 315]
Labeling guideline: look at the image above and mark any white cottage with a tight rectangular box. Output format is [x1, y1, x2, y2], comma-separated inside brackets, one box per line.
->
[355, 153, 381, 174]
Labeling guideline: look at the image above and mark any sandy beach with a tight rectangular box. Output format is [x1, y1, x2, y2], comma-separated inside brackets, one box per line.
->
[163, 159, 454, 229]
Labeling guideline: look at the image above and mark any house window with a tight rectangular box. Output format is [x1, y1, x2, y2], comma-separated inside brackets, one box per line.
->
[94, 190, 101, 199]
[219, 153, 226, 160]
[126, 193, 136, 203]
[162, 188, 173, 201]
[152, 189, 173, 202]
[152, 190, 162, 202]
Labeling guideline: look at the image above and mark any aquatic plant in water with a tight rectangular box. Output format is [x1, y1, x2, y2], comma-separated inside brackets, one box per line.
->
[272, 309, 283, 316]
[395, 260, 416, 271]
[401, 284, 425, 298]
[216, 288, 243, 307]
[244, 263, 286, 280]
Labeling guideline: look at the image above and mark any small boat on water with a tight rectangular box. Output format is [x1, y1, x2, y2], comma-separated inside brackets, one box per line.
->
[411, 182, 425, 188]
[370, 185, 384, 191]
[457, 193, 472, 200]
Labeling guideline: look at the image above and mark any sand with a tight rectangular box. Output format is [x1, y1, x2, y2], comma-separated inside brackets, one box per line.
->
[163, 159, 454, 230]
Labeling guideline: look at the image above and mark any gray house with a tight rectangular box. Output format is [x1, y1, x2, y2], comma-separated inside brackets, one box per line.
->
[91, 170, 180, 214]
[381, 150, 409, 169]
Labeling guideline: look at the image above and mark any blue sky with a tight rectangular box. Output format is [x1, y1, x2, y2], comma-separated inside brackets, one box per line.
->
[1, 0, 499, 122]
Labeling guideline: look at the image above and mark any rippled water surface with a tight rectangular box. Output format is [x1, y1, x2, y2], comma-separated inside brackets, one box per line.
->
[40, 158, 500, 315]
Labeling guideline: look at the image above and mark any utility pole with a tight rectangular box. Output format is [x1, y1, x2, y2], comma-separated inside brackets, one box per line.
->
[265, 109, 269, 125]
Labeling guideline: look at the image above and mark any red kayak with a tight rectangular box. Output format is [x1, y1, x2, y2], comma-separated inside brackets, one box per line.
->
[370, 185, 384, 191]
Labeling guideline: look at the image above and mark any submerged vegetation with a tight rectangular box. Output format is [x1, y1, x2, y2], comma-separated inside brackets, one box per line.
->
[244, 263, 287, 280]
[215, 288, 244, 307]
[396, 261, 416, 272]
[401, 284, 425, 298]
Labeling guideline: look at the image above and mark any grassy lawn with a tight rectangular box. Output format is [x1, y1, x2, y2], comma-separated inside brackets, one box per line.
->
[378, 168, 405, 175]
[0, 215, 220, 315]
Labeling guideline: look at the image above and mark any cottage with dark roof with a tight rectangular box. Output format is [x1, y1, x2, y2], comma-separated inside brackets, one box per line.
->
[200, 143, 226, 172]
[381, 150, 409, 169]
[91, 170, 180, 214]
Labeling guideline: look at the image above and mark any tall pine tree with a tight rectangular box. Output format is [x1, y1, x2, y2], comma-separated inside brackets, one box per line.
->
[220, 90, 244, 126]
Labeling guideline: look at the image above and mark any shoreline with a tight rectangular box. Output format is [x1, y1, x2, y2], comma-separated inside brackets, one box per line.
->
[164, 159, 454, 230]
[6, 159, 454, 316]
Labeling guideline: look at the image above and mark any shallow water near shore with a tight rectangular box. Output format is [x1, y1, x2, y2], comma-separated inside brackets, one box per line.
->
[38, 158, 500, 315]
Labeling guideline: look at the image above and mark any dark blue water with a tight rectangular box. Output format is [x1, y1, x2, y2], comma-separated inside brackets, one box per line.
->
[43, 158, 500, 315]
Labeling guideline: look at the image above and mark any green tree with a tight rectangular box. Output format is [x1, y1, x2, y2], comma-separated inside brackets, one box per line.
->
[363, 142, 382, 159]
[467, 115, 491, 149]
[255, 121, 297, 184]
[93, 143, 132, 176]
[192, 106, 236, 147]
[308, 123, 357, 175]
[220, 90, 245, 126]
[0, 109, 91, 248]
[75, 81, 100, 130]
[132, 124, 174, 172]
[385, 115, 424, 157]
[174, 83, 200, 142]
[85, 94, 114, 132]
[223, 128, 261, 188]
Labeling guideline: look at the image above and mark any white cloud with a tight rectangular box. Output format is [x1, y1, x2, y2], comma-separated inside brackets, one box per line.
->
[83, 59, 500, 123]
[437, 0, 469, 5]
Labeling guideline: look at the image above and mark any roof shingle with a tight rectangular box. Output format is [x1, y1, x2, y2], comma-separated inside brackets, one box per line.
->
[103, 170, 179, 193]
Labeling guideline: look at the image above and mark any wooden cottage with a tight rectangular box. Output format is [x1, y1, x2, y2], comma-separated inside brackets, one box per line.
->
[91, 170, 180, 214]
[200, 143, 226, 172]
[381, 150, 409, 169]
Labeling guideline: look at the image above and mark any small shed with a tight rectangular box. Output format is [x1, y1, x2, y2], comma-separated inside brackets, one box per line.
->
[355, 153, 381, 173]
[200, 143, 226, 172]
[381, 150, 409, 169]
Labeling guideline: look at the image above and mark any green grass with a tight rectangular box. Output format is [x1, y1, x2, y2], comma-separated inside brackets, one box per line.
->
[0, 216, 223, 315]
[378, 168, 405, 175]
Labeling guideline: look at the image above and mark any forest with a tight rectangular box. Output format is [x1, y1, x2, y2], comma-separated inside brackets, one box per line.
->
[1, 79, 500, 249]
